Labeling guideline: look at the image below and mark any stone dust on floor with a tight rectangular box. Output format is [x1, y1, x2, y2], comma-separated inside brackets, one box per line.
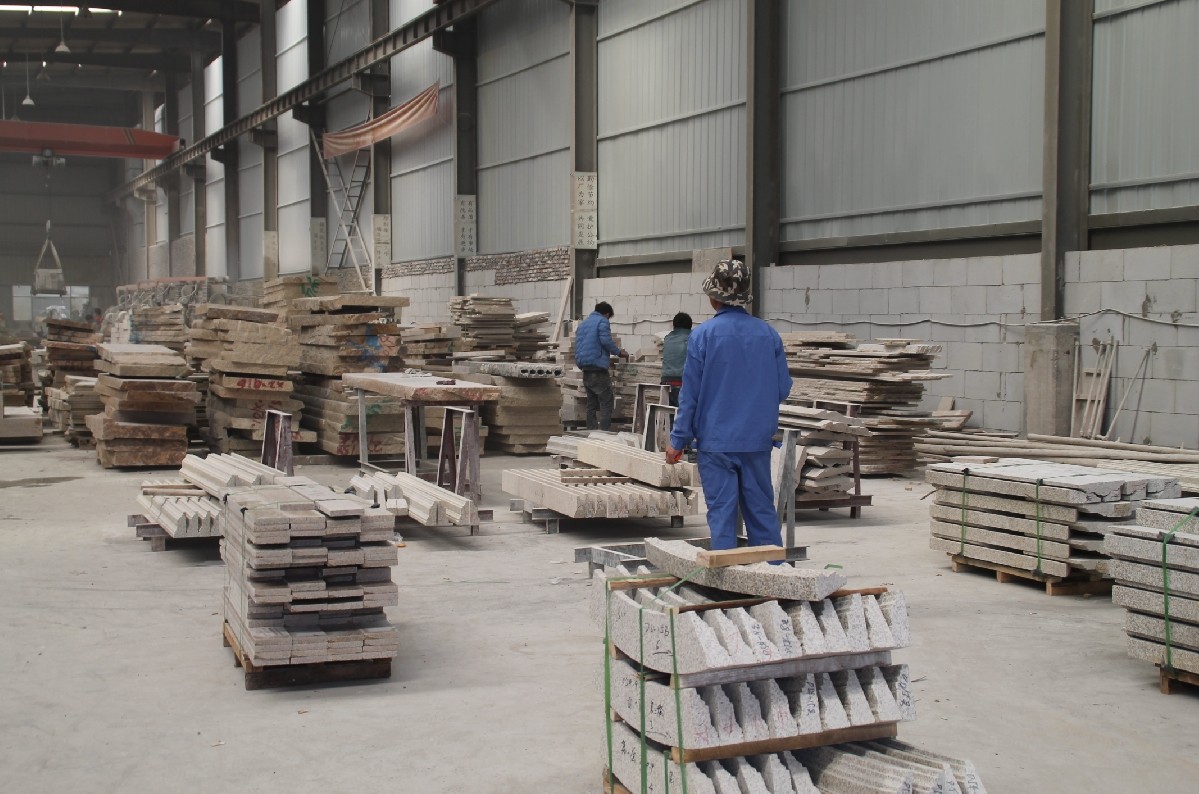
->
[0, 438, 1196, 792]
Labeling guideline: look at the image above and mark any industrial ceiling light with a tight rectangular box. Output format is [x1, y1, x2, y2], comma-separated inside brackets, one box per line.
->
[54, 9, 69, 54]
[22, 54, 33, 106]
[37, 58, 48, 80]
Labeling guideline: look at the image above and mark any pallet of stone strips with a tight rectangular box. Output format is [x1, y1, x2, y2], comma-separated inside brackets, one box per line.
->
[1104, 497, 1199, 687]
[222, 622, 392, 691]
[576, 437, 699, 488]
[501, 468, 699, 527]
[220, 484, 399, 688]
[927, 458, 1179, 587]
[467, 364, 562, 454]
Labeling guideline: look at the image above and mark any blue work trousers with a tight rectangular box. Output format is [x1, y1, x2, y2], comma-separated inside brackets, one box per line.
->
[697, 450, 782, 550]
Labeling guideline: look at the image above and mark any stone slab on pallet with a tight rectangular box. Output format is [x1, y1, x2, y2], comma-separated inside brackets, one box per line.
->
[645, 538, 847, 602]
[342, 371, 500, 403]
[95, 343, 190, 378]
[577, 437, 698, 488]
[502, 468, 698, 520]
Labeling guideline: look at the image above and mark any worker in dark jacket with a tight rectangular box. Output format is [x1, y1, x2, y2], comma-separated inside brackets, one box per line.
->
[665, 260, 792, 550]
[574, 301, 628, 431]
[660, 312, 692, 407]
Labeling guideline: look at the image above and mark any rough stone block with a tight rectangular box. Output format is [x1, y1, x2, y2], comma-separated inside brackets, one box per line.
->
[815, 673, 850, 730]
[815, 600, 851, 654]
[790, 674, 822, 734]
[644, 539, 847, 601]
[833, 594, 871, 653]
[786, 601, 826, 655]
[749, 679, 800, 738]
[729, 683, 771, 741]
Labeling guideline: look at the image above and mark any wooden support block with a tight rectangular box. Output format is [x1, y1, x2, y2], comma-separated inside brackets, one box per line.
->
[695, 545, 785, 568]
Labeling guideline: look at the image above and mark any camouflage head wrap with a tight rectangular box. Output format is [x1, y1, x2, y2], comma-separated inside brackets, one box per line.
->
[702, 258, 752, 307]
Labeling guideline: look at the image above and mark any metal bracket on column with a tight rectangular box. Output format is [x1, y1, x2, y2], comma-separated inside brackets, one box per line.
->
[352, 72, 390, 98]
[292, 102, 325, 128]
[250, 127, 278, 149]
[183, 162, 206, 181]
[433, 29, 475, 58]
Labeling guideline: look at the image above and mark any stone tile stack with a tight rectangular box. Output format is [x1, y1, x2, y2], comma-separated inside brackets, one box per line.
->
[927, 459, 1180, 588]
[466, 361, 563, 454]
[783, 335, 947, 475]
[87, 343, 197, 468]
[45, 375, 101, 447]
[449, 295, 516, 353]
[1105, 497, 1199, 688]
[189, 305, 309, 455]
[294, 377, 407, 457]
[43, 318, 100, 387]
[0, 342, 35, 408]
[260, 274, 340, 316]
[399, 323, 460, 373]
[774, 404, 871, 504]
[221, 481, 400, 670]
[598, 538, 987, 793]
[127, 304, 190, 353]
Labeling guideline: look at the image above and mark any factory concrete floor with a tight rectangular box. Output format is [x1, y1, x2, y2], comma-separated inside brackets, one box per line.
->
[0, 437, 1196, 793]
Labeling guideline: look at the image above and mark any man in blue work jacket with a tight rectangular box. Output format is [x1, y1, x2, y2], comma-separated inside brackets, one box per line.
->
[574, 301, 628, 431]
[665, 260, 793, 550]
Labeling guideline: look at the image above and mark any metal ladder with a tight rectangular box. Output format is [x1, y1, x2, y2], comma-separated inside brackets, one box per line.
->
[311, 129, 372, 293]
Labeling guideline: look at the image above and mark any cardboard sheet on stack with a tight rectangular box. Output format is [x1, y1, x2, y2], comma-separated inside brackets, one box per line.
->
[465, 361, 563, 454]
[784, 335, 947, 475]
[43, 319, 100, 387]
[0, 342, 35, 408]
[87, 343, 197, 467]
[221, 481, 400, 670]
[189, 305, 309, 454]
[45, 375, 100, 447]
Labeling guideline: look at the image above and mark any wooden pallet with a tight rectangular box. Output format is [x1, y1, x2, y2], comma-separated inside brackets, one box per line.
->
[948, 553, 1112, 596]
[1159, 665, 1199, 695]
[221, 622, 392, 690]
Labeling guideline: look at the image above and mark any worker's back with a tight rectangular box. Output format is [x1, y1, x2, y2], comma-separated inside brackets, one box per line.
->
[574, 311, 613, 370]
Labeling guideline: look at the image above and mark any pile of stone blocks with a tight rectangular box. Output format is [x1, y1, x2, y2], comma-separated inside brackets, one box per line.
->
[1105, 497, 1199, 687]
[87, 343, 197, 468]
[260, 274, 339, 315]
[598, 537, 986, 793]
[927, 459, 1180, 586]
[187, 305, 311, 455]
[121, 304, 190, 353]
[503, 467, 699, 520]
[774, 405, 870, 504]
[575, 436, 698, 488]
[0, 342, 35, 408]
[43, 318, 100, 387]
[783, 335, 945, 475]
[465, 361, 563, 454]
[399, 323, 460, 372]
[45, 375, 100, 447]
[448, 295, 517, 353]
[296, 377, 408, 457]
[221, 479, 400, 671]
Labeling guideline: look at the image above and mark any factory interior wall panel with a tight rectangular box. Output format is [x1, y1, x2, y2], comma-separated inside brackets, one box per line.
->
[475, 0, 572, 255]
[237, 27, 266, 281]
[597, 0, 747, 260]
[582, 271, 718, 358]
[389, 0, 455, 263]
[203, 57, 227, 279]
[1066, 244, 1199, 447]
[1091, 0, 1199, 215]
[780, 0, 1045, 244]
[277, 0, 312, 274]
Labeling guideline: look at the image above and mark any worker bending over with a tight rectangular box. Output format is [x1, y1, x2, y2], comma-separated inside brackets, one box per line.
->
[665, 260, 792, 550]
[574, 301, 628, 431]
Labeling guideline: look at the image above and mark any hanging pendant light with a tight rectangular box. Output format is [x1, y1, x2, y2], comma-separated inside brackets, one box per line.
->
[37, 59, 49, 81]
[55, 11, 70, 54]
[22, 54, 33, 106]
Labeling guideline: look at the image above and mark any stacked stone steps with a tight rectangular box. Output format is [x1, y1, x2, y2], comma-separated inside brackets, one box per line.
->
[598, 537, 986, 793]
[502, 467, 699, 520]
[926, 459, 1179, 584]
[576, 437, 699, 488]
[774, 405, 870, 505]
[1105, 497, 1199, 686]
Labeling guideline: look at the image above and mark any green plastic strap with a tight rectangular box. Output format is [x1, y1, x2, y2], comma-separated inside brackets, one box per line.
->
[668, 610, 688, 794]
[959, 469, 970, 555]
[638, 606, 648, 793]
[1161, 508, 1199, 672]
[604, 588, 615, 791]
[1034, 479, 1045, 576]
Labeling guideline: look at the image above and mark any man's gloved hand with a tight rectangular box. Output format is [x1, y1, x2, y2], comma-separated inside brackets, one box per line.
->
[664, 445, 683, 465]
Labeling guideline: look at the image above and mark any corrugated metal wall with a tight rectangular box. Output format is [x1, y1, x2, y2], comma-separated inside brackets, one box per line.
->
[597, 0, 747, 259]
[1091, 0, 1199, 215]
[236, 29, 265, 280]
[780, 0, 1045, 242]
[277, 0, 312, 273]
[476, 0, 571, 254]
[204, 57, 227, 279]
[389, 0, 455, 262]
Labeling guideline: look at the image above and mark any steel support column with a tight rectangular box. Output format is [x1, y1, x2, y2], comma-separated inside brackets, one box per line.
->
[220, 20, 241, 282]
[745, 0, 781, 319]
[305, 0, 328, 275]
[141, 91, 157, 280]
[444, 19, 478, 297]
[260, 0, 280, 281]
[164, 72, 182, 275]
[371, 0, 393, 290]
[1041, 0, 1093, 321]
[190, 51, 207, 277]
[569, 2, 598, 319]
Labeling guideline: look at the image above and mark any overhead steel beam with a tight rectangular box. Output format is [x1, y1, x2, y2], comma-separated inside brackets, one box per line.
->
[114, 0, 500, 199]
[42, 50, 191, 72]
[0, 25, 221, 50]
[80, 1, 260, 22]
[0, 73, 165, 92]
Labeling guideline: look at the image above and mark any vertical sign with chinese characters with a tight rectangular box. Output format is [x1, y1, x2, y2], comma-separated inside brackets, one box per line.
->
[455, 195, 477, 257]
[571, 171, 598, 250]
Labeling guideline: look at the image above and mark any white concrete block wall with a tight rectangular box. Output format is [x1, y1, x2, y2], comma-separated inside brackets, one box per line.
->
[1067, 244, 1199, 447]
[382, 270, 571, 325]
[760, 254, 1038, 432]
[381, 272, 455, 324]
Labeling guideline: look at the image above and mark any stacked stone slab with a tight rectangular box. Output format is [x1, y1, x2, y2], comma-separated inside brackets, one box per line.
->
[449, 295, 517, 353]
[260, 274, 340, 315]
[43, 318, 100, 387]
[295, 377, 407, 457]
[45, 375, 100, 447]
[0, 342, 35, 408]
[1105, 498, 1199, 681]
[87, 343, 197, 468]
[782, 335, 946, 475]
[188, 305, 310, 455]
[598, 537, 986, 793]
[927, 459, 1180, 581]
[467, 361, 563, 454]
[221, 481, 400, 668]
[399, 323, 460, 373]
[125, 304, 190, 353]
[774, 405, 870, 503]
[576, 436, 698, 488]
[503, 468, 699, 520]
